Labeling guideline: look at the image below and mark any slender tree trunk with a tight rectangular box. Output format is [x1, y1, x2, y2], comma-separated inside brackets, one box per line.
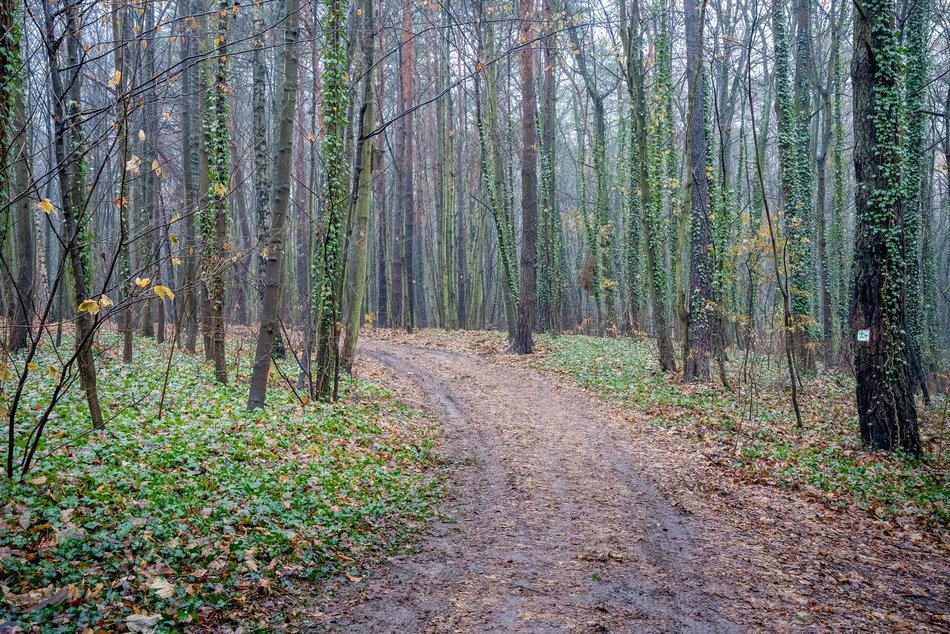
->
[312, 0, 348, 401]
[538, 0, 559, 333]
[401, 0, 416, 334]
[512, 0, 538, 354]
[341, 0, 376, 370]
[6, 16, 33, 354]
[203, 0, 231, 383]
[42, 0, 105, 428]
[682, 0, 713, 382]
[247, 0, 300, 410]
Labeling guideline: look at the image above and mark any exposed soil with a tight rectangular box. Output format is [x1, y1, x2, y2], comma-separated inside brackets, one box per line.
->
[305, 333, 948, 633]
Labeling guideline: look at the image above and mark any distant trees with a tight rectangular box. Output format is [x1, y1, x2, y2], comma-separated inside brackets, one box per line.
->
[2, 0, 949, 460]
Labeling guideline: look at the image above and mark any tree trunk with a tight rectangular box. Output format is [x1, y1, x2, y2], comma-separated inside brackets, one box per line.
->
[850, 0, 921, 455]
[313, 0, 348, 401]
[401, 0, 416, 334]
[6, 18, 33, 354]
[512, 0, 538, 354]
[682, 0, 713, 382]
[247, 0, 299, 410]
[203, 0, 231, 384]
[341, 0, 376, 371]
[42, 0, 105, 428]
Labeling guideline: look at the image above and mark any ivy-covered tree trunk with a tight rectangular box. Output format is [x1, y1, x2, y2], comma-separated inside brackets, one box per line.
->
[791, 0, 816, 370]
[772, 0, 813, 371]
[682, 0, 713, 382]
[312, 0, 347, 401]
[474, 14, 518, 339]
[512, 0, 538, 354]
[203, 0, 231, 384]
[814, 0, 838, 366]
[538, 0, 560, 333]
[247, 0, 299, 410]
[902, 0, 930, 396]
[829, 0, 849, 352]
[850, 0, 921, 455]
[618, 0, 670, 364]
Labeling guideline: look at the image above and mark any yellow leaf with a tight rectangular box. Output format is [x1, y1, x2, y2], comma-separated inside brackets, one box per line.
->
[135, 277, 151, 288]
[78, 299, 101, 315]
[213, 182, 227, 197]
[108, 69, 122, 88]
[37, 199, 54, 214]
[0, 364, 12, 382]
[138, 129, 146, 142]
[97, 295, 114, 309]
[151, 159, 162, 177]
[153, 285, 175, 301]
[169, 234, 179, 245]
[171, 257, 182, 265]
[48, 365, 60, 380]
[126, 155, 141, 174]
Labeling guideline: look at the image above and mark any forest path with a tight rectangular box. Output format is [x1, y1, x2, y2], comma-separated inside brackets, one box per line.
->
[311, 338, 742, 633]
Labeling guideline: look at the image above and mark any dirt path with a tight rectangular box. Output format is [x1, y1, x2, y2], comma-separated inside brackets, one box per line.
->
[309, 336, 948, 633]
[313, 339, 741, 632]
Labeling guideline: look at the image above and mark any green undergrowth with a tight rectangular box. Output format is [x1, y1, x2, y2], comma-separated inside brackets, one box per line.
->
[1, 335, 438, 631]
[537, 334, 948, 529]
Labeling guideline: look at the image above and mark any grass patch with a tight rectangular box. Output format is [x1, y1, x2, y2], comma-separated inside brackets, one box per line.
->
[1, 335, 438, 631]
[536, 334, 948, 528]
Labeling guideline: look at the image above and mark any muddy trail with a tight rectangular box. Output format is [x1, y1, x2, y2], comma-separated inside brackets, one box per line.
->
[308, 336, 948, 633]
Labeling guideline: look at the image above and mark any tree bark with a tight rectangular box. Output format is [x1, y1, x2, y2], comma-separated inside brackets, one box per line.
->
[512, 0, 538, 354]
[682, 0, 713, 382]
[247, 0, 299, 410]
[850, 0, 921, 455]
[42, 0, 105, 428]
[341, 0, 376, 371]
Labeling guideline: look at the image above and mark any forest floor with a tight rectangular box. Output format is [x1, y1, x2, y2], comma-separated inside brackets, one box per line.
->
[300, 330, 948, 633]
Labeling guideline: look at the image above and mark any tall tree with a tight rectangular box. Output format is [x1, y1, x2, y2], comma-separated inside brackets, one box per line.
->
[42, 0, 105, 427]
[203, 0, 232, 383]
[312, 0, 348, 400]
[2, 0, 34, 354]
[772, 0, 814, 369]
[512, 0, 539, 354]
[682, 0, 713, 382]
[247, 0, 300, 410]
[902, 0, 931, 394]
[341, 0, 377, 369]
[400, 0, 416, 333]
[538, 0, 560, 333]
[850, 0, 921, 455]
